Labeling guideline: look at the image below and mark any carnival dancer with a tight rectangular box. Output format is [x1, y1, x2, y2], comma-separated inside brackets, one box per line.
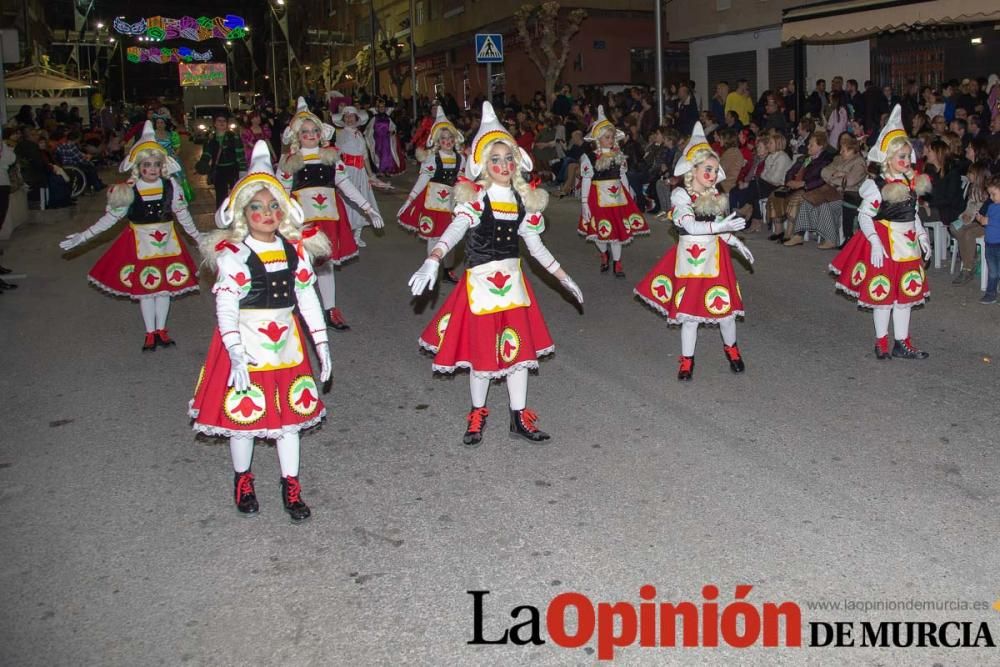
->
[278, 98, 384, 331]
[59, 121, 201, 351]
[333, 105, 386, 249]
[576, 105, 650, 277]
[633, 122, 754, 380]
[153, 112, 195, 203]
[829, 105, 932, 360]
[408, 102, 584, 447]
[397, 106, 466, 283]
[365, 99, 405, 177]
[190, 141, 332, 521]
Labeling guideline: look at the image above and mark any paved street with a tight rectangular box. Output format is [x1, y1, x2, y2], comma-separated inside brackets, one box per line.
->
[2, 158, 999, 666]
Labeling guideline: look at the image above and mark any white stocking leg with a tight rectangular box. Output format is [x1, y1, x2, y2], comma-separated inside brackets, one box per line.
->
[681, 321, 699, 357]
[892, 306, 911, 340]
[719, 317, 737, 346]
[139, 299, 156, 333]
[229, 435, 254, 473]
[315, 263, 336, 310]
[873, 308, 891, 338]
[506, 367, 528, 411]
[276, 432, 301, 478]
[153, 295, 170, 330]
[470, 375, 490, 408]
[594, 241, 609, 253]
[610, 243, 622, 261]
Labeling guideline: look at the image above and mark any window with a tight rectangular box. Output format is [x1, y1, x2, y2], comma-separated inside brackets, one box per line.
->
[416, 1, 425, 25]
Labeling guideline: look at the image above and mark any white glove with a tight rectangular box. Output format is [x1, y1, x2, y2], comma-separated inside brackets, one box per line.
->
[581, 203, 592, 223]
[559, 274, 584, 304]
[731, 239, 754, 264]
[317, 342, 332, 383]
[60, 232, 88, 251]
[918, 233, 932, 260]
[869, 235, 888, 268]
[408, 257, 440, 295]
[715, 212, 747, 233]
[367, 208, 385, 229]
[226, 344, 256, 392]
[397, 200, 412, 218]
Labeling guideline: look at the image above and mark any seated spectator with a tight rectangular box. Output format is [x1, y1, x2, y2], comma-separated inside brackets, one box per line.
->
[651, 128, 680, 217]
[758, 132, 792, 235]
[56, 130, 105, 193]
[640, 126, 673, 214]
[786, 133, 866, 248]
[922, 139, 964, 225]
[931, 114, 947, 136]
[532, 116, 560, 182]
[768, 130, 832, 243]
[556, 130, 586, 197]
[729, 134, 768, 231]
[724, 110, 743, 132]
[910, 112, 929, 138]
[717, 129, 746, 195]
[790, 118, 815, 156]
[951, 161, 991, 284]
[762, 95, 787, 132]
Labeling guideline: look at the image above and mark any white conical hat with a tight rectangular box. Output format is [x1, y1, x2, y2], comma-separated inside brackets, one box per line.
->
[585, 105, 625, 143]
[673, 121, 724, 181]
[120, 120, 181, 175]
[331, 105, 369, 128]
[427, 105, 464, 148]
[215, 140, 304, 228]
[282, 96, 335, 145]
[867, 104, 913, 163]
[467, 101, 532, 179]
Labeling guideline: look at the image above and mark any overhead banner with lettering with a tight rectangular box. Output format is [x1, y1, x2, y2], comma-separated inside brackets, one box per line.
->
[179, 63, 227, 87]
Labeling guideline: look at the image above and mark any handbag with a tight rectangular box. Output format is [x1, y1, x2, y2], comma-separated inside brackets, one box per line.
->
[803, 183, 841, 206]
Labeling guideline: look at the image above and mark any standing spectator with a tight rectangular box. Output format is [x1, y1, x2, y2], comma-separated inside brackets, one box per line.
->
[15, 105, 35, 127]
[782, 80, 802, 124]
[240, 112, 273, 165]
[197, 114, 247, 207]
[862, 80, 883, 133]
[976, 175, 1000, 303]
[763, 96, 787, 133]
[675, 83, 699, 135]
[710, 82, 729, 130]
[987, 74, 1000, 122]
[846, 79, 864, 121]
[942, 81, 957, 122]
[551, 84, 573, 117]
[725, 79, 754, 126]
[882, 85, 900, 117]
[0, 130, 17, 287]
[826, 91, 849, 148]
[807, 79, 827, 119]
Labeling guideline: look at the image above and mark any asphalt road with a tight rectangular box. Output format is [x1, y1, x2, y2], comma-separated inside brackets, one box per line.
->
[1, 154, 999, 666]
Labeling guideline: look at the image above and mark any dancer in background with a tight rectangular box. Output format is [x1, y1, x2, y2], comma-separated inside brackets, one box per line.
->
[829, 105, 932, 360]
[365, 99, 405, 177]
[398, 106, 466, 283]
[408, 102, 583, 447]
[576, 106, 649, 277]
[192, 141, 332, 522]
[278, 98, 383, 331]
[634, 122, 754, 380]
[333, 105, 386, 249]
[59, 121, 201, 351]
[152, 112, 194, 203]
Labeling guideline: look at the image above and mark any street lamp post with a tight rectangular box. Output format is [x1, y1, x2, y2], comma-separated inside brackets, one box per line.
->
[409, 0, 417, 118]
[654, 0, 664, 124]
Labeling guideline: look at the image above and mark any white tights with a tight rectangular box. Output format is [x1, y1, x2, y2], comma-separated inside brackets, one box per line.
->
[680, 318, 737, 357]
[230, 432, 300, 477]
[315, 262, 336, 310]
[469, 367, 528, 411]
[593, 241, 622, 260]
[139, 295, 171, 332]
[873, 307, 911, 340]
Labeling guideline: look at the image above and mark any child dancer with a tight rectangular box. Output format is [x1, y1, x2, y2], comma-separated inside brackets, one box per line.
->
[332, 105, 385, 249]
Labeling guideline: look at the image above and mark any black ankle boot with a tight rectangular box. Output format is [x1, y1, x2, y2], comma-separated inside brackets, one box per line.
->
[233, 471, 259, 515]
[723, 344, 745, 373]
[677, 355, 695, 381]
[892, 337, 929, 359]
[509, 408, 551, 443]
[463, 407, 489, 447]
[599, 251, 610, 272]
[280, 476, 311, 522]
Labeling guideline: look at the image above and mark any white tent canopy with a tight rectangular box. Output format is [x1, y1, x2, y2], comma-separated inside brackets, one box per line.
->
[5, 65, 92, 92]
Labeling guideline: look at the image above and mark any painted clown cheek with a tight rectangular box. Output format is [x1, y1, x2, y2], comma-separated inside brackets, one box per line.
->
[251, 212, 263, 223]
[492, 165, 504, 175]
[275, 210, 284, 221]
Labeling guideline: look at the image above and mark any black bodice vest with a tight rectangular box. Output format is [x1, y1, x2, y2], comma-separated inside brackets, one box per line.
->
[593, 166, 620, 181]
[874, 177, 917, 223]
[432, 154, 460, 186]
[127, 179, 173, 224]
[466, 192, 524, 268]
[242, 237, 300, 309]
[292, 161, 335, 191]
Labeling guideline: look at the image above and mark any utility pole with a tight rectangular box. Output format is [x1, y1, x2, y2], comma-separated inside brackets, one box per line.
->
[409, 0, 417, 118]
[654, 0, 664, 124]
[369, 0, 379, 96]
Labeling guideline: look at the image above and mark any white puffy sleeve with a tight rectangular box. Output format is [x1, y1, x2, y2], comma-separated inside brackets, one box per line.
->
[290, 243, 328, 346]
[519, 211, 561, 275]
[213, 245, 251, 350]
[169, 177, 200, 242]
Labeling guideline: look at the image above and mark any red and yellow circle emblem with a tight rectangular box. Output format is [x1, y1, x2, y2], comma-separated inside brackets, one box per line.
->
[704, 286, 732, 316]
[436, 313, 451, 347]
[850, 261, 867, 287]
[650, 275, 673, 304]
[418, 216, 435, 235]
[628, 214, 646, 231]
[288, 375, 320, 417]
[166, 262, 190, 287]
[596, 219, 613, 239]
[497, 327, 521, 365]
[673, 286, 686, 309]
[867, 274, 892, 302]
[139, 266, 162, 291]
[900, 269, 923, 297]
[119, 264, 135, 288]
[224, 384, 266, 425]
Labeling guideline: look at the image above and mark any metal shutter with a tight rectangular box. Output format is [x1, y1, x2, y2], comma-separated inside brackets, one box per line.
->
[768, 46, 794, 94]
[707, 51, 757, 97]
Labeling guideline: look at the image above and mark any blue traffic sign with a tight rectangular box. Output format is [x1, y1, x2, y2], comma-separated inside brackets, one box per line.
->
[474, 33, 504, 64]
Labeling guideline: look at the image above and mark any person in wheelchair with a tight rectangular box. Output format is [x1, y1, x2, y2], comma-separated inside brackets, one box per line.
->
[55, 130, 105, 194]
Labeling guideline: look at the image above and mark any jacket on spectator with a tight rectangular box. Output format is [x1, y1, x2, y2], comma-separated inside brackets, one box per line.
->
[761, 151, 793, 187]
[820, 152, 866, 193]
[923, 162, 965, 224]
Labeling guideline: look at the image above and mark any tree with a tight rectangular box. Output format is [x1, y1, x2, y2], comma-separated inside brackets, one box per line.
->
[513, 1, 587, 107]
[378, 34, 411, 102]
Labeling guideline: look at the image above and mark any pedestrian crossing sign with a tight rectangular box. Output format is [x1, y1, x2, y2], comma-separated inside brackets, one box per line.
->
[475, 34, 503, 63]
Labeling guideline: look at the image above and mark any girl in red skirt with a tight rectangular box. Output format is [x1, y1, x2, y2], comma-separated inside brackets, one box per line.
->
[59, 121, 201, 351]
[408, 101, 583, 447]
[576, 105, 650, 277]
[277, 97, 383, 331]
[397, 106, 466, 283]
[634, 122, 754, 380]
[829, 105, 932, 359]
[192, 141, 333, 521]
